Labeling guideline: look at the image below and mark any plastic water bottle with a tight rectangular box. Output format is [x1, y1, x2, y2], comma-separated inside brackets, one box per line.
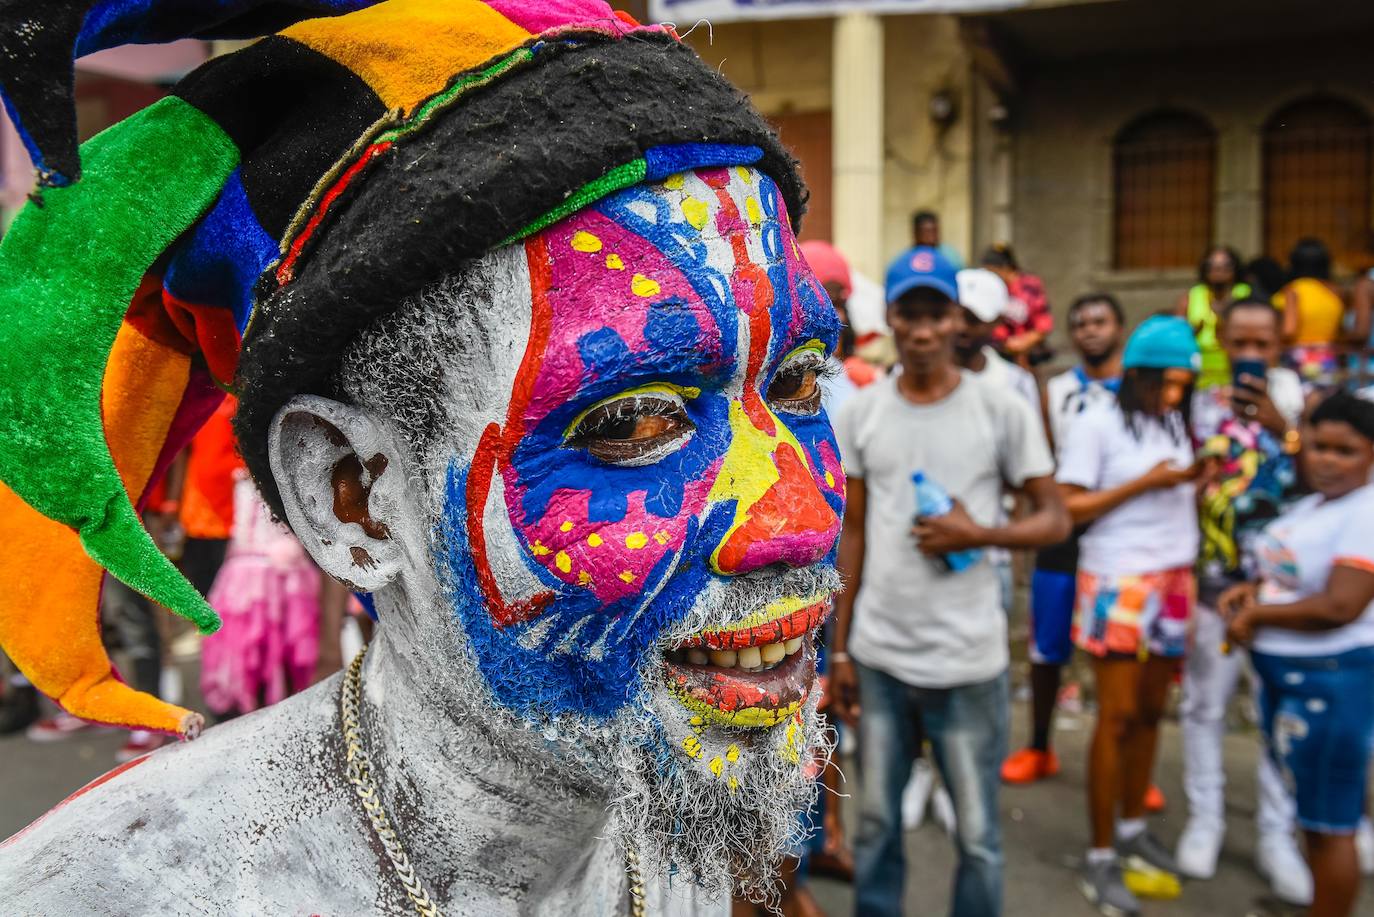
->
[912, 471, 983, 573]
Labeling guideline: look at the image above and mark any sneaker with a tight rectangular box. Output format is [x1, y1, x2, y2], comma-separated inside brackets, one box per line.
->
[1175, 818, 1223, 880]
[115, 730, 168, 764]
[1143, 784, 1167, 813]
[901, 759, 936, 829]
[1256, 834, 1313, 906]
[0, 683, 39, 735]
[1117, 830, 1181, 878]
[1000, 747, 1061, 784]
[1357, 817, 1374, 876]
[25, 712, 97, 742]
[1079, 856, 1141, 916]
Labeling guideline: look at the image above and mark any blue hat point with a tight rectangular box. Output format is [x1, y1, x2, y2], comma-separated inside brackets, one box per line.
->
[885, 245, 958, 303]
[1123, 315, 1201, 372]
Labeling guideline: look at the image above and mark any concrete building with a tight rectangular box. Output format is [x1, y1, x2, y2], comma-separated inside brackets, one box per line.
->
[665, 0, 1374, 329]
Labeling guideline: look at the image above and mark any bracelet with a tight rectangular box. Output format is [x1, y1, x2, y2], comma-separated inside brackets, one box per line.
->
[153, 499, 181, 515]
[829, 652, 851, 663]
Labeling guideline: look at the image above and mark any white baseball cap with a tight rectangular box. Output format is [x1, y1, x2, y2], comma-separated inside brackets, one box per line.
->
[956, 268, 1009, 323]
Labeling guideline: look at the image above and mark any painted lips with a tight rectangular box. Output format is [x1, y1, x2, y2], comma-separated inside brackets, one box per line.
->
[662, 598, 830, 728]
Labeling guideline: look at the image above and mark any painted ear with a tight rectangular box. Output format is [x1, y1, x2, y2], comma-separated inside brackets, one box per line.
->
[267, 395, 407, 590]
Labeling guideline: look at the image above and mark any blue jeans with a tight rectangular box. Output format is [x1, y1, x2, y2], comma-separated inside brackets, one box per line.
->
[854, 663, 1008, 917]
[1252, 646, 1374, 834]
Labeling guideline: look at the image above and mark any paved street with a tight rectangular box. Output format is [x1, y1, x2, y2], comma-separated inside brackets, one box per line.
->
[3, 659, 1372, 915]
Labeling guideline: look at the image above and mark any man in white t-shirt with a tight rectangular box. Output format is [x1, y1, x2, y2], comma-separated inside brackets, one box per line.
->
[1176, 298, 1312, 904]
[829, 246, 1070, 917]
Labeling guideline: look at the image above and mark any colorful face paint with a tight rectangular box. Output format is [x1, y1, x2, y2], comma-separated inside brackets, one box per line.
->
[438, 166, 844, 722]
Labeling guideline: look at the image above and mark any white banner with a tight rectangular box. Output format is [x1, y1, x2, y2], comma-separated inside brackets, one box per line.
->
[648, 0, 1028, 23]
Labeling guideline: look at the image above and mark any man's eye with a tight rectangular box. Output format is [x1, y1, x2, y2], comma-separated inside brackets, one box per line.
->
[568, 395, 694, 465]
[767, 356, 825, 415]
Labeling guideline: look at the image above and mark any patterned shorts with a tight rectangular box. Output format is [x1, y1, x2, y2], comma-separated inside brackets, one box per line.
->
[1073, 566, 1195, 659]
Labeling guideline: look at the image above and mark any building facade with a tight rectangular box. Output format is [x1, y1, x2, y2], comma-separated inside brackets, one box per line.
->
[670, 0, 1374, 331]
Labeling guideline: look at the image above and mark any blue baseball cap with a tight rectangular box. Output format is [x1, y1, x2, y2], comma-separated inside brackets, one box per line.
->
[885, 245, 958, 304]
[1122, 315, 1201, 372]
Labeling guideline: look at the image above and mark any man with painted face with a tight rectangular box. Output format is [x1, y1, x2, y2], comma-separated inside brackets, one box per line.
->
[829, 246, 1070, 916]
[0, 3, 845, 914]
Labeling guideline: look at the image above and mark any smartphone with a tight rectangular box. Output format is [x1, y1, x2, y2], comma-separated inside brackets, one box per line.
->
[1232, 358, 1267, 391]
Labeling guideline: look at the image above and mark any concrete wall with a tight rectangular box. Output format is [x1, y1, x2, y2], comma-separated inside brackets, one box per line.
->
[1008, 32, 1374, 333]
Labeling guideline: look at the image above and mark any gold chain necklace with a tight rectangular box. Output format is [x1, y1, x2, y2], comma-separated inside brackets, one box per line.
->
[340, 645, 648, 917]
[341, 646, 442, 917]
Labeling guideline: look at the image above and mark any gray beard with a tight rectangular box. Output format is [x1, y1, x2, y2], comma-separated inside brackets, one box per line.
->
[604, 694, 833, 909]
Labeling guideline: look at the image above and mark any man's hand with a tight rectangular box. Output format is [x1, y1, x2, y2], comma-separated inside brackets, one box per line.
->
[828, 657, 861, 729]
[1232, 375, 1288, 436]
[912, 499, 986, 555]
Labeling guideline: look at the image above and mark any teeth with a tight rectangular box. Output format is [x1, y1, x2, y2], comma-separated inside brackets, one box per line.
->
[673, 636, 809, 671]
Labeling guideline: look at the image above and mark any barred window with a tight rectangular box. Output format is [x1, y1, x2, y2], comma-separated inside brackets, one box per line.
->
[1113, 111, 1216, 270]
[1263, 96, 1373, 271]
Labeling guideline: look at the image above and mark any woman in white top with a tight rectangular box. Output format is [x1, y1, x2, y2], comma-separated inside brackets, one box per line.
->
[1222, 391, 1374, 917]
[1055, 316, 1204, 915]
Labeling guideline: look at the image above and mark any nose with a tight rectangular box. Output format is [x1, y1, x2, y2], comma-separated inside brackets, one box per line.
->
[711, 437, 841, 576]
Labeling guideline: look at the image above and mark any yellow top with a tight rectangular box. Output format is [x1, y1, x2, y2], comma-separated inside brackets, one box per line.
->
[1285, 278, 1344, 345]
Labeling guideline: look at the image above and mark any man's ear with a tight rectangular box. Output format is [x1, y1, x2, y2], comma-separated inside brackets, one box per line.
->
[267, 395, 407, 590]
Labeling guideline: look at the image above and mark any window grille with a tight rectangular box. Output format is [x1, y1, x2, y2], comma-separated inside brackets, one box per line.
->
[1113, 110, 1216, 270]
[1263, 96, 1373, 272]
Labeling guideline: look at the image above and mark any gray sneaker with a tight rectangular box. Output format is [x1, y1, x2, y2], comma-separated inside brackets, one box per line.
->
[1117, 830, 1181, 877]
[1079, 857, 1141, 917]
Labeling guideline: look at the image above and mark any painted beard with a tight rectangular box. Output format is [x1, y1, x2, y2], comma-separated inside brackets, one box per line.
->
[608, 564, 841, 906]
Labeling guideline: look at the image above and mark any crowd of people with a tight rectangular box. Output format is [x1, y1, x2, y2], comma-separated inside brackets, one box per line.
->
[785, 214, 1374, 917]
[4, 209, 1374, 917]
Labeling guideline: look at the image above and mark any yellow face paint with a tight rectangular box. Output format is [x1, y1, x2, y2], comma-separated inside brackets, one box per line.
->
[669, 683, 805, 728]
[570, 230, 602, 252]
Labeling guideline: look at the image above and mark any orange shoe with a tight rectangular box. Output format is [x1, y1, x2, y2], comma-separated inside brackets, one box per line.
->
[1144, 784, 1166, 813]
[1000, 747, 1061, 784]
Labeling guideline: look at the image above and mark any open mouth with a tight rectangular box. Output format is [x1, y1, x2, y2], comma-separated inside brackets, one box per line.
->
[662, 596, 830, 728]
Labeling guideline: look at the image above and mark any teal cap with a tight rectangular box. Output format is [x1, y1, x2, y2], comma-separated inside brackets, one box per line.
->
[1122, 315, 1201, 372]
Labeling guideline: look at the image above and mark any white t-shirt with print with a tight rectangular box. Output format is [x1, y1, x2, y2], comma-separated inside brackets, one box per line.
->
[834, 371, 1054, 688]
[1252, 484, 1374, 657]
[1055, 401, 1199, 576]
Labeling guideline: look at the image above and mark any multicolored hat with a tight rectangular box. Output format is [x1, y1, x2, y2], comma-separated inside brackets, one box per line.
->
[0, 0, 803, 736]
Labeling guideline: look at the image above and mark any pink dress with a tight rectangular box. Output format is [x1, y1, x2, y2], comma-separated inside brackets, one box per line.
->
[200, 475, 322, 715]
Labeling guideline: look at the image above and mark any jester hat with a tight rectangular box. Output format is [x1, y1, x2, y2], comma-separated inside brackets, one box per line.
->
[0, 0, 804, 737]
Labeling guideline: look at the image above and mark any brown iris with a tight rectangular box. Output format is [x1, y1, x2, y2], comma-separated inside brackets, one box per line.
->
[568, 395, 693, 464]
[767, 363, 822, 414]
